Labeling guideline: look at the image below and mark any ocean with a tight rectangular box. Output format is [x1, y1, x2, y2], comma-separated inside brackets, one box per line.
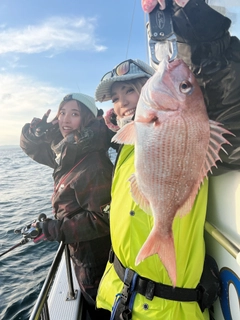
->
[0, 146, 59, 319]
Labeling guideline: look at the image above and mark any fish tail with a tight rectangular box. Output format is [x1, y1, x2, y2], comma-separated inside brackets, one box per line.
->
[135, 229, 177, 286]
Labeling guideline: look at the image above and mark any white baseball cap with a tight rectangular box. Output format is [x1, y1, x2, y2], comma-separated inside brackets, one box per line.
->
[95, 59, 155, 102]
[62, 93, 98, 117]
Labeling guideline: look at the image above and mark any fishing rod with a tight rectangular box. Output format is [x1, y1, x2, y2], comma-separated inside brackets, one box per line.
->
[0, 213, 47, 258]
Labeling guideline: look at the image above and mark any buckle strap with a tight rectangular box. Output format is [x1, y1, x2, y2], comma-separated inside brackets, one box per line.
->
[121, 268, 137, 305]
[111, 266, 138, 320]
[113, 252, 201, 302]
[136, 277, 199, 302]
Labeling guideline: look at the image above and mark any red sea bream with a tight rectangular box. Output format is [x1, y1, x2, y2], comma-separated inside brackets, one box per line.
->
[112, 58, 232, 286]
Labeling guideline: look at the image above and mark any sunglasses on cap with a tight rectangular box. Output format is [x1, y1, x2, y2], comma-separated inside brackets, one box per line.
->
[101, 59, 150, 82]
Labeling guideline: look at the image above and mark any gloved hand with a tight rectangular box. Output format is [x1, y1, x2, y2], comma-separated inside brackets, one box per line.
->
[31, 216, 48, 243]
[32, 217, 63, 242]
[104, 108, 120, 132]
[30, 109, 58, 137]
[142, 0, 189, 12]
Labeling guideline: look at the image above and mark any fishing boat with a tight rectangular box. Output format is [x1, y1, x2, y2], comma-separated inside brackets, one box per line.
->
[196, 2, 240, 320]
[205, 171, 240, 320]
[29, 1, 240, 319]
[29, 241, 84, 320]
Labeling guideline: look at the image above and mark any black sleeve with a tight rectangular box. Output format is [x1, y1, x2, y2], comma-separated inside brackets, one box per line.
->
[171, 0, 240, 173]
[59, 163, 112, 243]
[39, 119, 113, 243]
[42, 219, 64, 242]
[20, 123, 56, 168]
[41, 210, 110, 244]
[43, 153, 112, 243]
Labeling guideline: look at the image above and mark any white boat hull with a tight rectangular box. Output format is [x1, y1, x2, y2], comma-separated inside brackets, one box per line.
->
[205, 171, 240, 320]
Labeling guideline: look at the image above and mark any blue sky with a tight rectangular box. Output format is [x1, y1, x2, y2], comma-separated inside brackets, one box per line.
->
[0, 0, 149, 145]
[0, 0, 239, 145]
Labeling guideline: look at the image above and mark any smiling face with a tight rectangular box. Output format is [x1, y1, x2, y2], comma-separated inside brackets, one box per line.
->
[111, 82, 140, 120]
[58, 100, 81, 137]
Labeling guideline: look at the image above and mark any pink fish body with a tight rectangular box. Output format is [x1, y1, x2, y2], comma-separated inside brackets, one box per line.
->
[112, 58, 232, 286]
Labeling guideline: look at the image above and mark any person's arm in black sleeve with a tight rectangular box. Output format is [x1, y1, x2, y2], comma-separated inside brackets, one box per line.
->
[171, 0, 240, 173]
[39, 120, 113, 244]
[33, 218, 64, 242]
[60, 159, 112, 244]
[20, 123, 57, 168]
[20, 110, 59, 168]
[41, 165, 112, 244]
[41, 218, 64, 242]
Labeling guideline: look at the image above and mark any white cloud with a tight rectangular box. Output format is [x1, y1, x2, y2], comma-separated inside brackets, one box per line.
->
[0, 73, 67, 145]
[0, 72, 113, 146]
[0, 16, 107, 55]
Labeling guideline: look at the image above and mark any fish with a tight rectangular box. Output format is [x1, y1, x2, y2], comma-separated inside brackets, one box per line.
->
[112, 58, 232, 286]
[229, 147, 240, 162]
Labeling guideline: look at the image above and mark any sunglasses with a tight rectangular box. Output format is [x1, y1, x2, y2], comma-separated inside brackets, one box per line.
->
[101, 59, 149, 82]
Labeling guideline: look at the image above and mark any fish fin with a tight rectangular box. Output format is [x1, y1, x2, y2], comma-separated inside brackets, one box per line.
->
[129, 174, 151, 214]
[216, 105, 240, 123]
[135, 228, 177, 287]
[203, 120, 234, 175]
[229, 146, 240, 162]
[111, 121, 135, 145]
[136, 112, 159, 124]
[178, 120, 233, 217]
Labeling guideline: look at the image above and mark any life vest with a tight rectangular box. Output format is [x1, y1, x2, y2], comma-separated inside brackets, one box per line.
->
[96, 144, 210, 320]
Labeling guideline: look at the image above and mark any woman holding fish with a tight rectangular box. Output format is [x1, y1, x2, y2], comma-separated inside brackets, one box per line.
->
[94, 57, 218, 319]
[92, 0, 240, 318]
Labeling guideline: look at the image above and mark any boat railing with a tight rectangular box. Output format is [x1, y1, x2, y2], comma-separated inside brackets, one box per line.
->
[205, 221, 240, 266]
[29, 241, 81, 320]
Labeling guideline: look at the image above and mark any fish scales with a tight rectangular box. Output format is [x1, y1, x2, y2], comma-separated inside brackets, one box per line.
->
[135, 115, 209, 219]
[112, 58, 232, 286]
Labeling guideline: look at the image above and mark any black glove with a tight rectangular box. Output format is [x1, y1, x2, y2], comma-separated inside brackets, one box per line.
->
[171, 0, 231, 75]
[30, 109, 58, 137]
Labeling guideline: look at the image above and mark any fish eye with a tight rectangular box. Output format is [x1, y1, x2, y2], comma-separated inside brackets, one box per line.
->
[179, 81, 193, 94]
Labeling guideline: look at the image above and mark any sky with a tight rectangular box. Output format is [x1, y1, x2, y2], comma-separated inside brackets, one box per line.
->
[0, 0, 239, 146]
[0, 0, 150, 146]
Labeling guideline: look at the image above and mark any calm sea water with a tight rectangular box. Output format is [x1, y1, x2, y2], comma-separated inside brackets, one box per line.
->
[0, 146, 59, 320]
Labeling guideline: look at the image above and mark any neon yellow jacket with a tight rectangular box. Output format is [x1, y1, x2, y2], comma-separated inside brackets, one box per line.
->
[97, 145, 209, 320]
